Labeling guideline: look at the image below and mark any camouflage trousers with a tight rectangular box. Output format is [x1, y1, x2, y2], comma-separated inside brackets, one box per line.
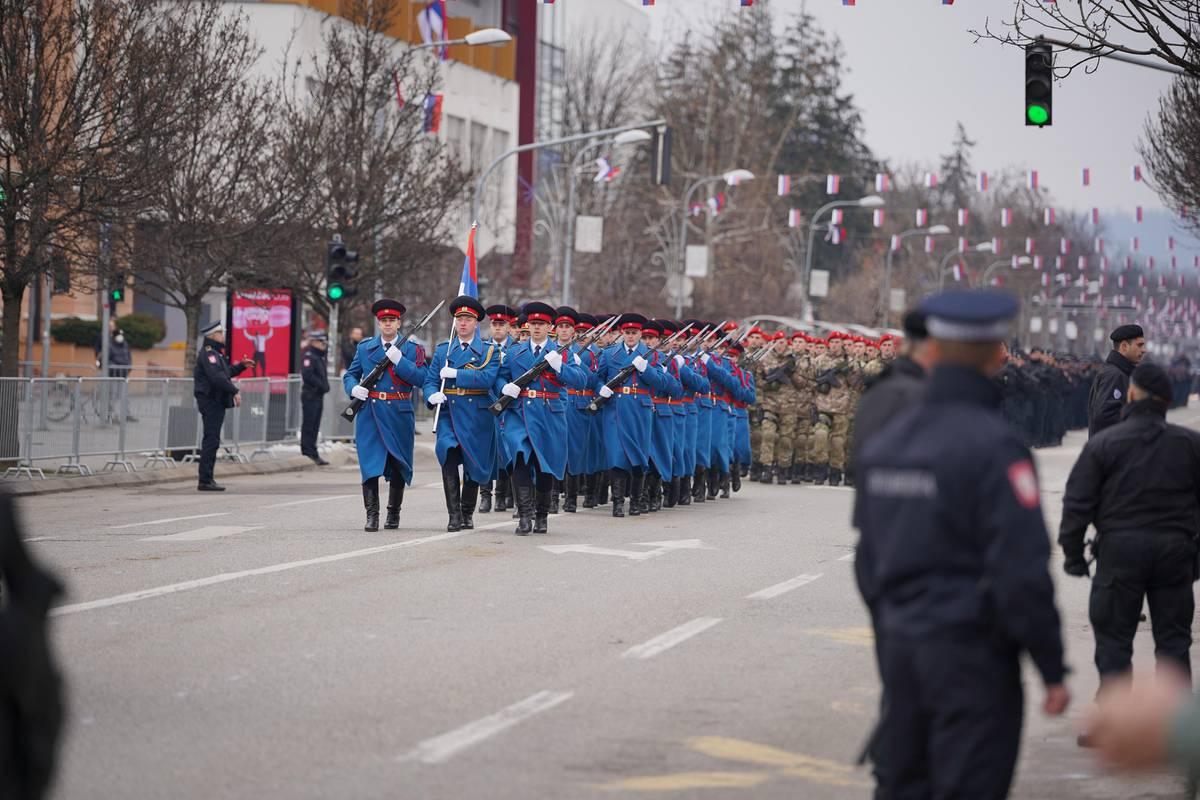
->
[809, 411, 849, 470]
[757, 409, 797, 468]
[750, 413, 763, 461]
[791, 409, 814, 466]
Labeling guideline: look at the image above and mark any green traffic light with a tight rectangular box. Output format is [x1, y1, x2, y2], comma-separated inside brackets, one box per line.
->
[1026, 104, 1049, 125]
[328, 285, 344, 301]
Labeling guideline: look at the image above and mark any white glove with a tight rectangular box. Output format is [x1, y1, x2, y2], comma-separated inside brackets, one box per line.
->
[502, 382, 521, 399]
[440, 366, 458, 380]
[386, 344, 403, 365]
[633, 355, 648, 372]
[674, 354, 685, 369]
[574, 354, 582, 366]
[599, 385, 614, 398]
[351, 385, 370, 401]
[426, 391, 446, 405]
[701, 353, 711, 365]
[544, 349, 563, 372]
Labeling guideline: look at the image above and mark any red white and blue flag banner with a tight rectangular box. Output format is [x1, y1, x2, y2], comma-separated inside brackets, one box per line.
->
[1041, 272, 1050, 287]
[875, 173, 890, 193]
[1172, 255, 1179, 270]
[1027, 170, 1039, 190]
[643, 0, 654, 6]
[1131, 236, 1140, 252]
[872, 209, 885, 227]
[1000, 208, 1012, 227]
[1012, 255, 1022, 269]
[1060, 238, 1070, 255]
[890, 235, 902, 252]
[1034, 255, 1044, 270]
[1082, 167, 1091, 186]
[1043, 208, 1055, 226]
[417, 1, 449, 60]
[741, 0, 754, 6]
[957, 237, 967, 253]
[777, 175, 791, 196]
[1094, 237, 1104, 254]
[459, 223, 478, 297]
[1168, 236, 1176, 251]
[991, 237, 1001, 254]
[827, 225, 845, 244]
[1118, 274, 1126, 288]
[830, 209, 844, 225]
[1125, 256, 1134, 271]
[1149, 256, 1157, 270]
[1078, 255, 1087, 271]
[1055, 256, 1064, 271]
[952, 262, 964, 282]
[1091, 208, 1100, 225]
[976, 172, 989, 192]
[826, 174, 841, 194]
[915, 208, 928, 226]
[1025, 237, 1035, 254]
[422, 94, 443, 133]
[1100, 256, 1109, 272]
[924, 236, 935, 254]
[957, 208, 969, 227]
[1136, 206, 1144, 222]
[924, 172, 938, 188]
[842, 0, 856, 6]
[788, 209, 802, 228]
[593, 156, 620, 183]
[1133, 165, 1143, 181]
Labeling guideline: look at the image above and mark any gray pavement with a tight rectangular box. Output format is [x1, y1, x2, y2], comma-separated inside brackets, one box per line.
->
[21, 413, 1200, 799]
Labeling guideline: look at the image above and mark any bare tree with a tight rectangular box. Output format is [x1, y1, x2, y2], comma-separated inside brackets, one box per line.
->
[0, 0, 249, 376]
[1140, 76, 1200, 237]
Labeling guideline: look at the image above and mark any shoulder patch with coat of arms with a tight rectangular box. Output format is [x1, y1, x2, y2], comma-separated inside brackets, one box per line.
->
[1113, 388, 1122, 400]
[208, 354, 218, 363]
[1006, 460, 1040, 510]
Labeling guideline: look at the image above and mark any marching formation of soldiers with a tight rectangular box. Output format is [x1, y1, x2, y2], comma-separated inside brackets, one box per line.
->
[344, 297, 756, 535]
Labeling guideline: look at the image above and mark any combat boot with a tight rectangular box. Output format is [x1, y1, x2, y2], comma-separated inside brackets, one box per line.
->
[678, 476, 692, 506]
[731, 468, 742, 493]
[362, 482, 380, 532]
[443, 472, 464, 532]
[384, 481, 404, 529]
[629, 471, 646, 516]
[534, 489, 551, 533]
[549, 480, 560, 515]
[692, 468, 707, 503]
[719, 472, 731, 499]
[750, 462, 763, 482]
[582, 474, 598, 508]
[514, 484, 534, 535]
[648, 474, 663, 512]
[598, 473, 610, 505]
[803, 462, 817, 483]
[706, 467, 720, 500]
[791, 465, 805, 485]
[843, 469, 854, 488]
[478, 483, 492, 514]
[663, 477, 679, 508]
[563, 475, 578, 513]
[810, 464, 828, 486]
[460, 481, 478, 530]
[829, 468, 843, 487]
[611, 471, 626, 518]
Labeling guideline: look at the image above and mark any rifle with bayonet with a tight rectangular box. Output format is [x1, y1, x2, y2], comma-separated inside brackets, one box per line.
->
[341, 301, 445, 422]
[586, 323, 694, 414]
[693, 321, 755, 362]
[489, 315, 620, 415]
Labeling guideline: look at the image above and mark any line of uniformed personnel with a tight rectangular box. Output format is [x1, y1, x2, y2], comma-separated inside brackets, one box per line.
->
[342, 297, 757, 535]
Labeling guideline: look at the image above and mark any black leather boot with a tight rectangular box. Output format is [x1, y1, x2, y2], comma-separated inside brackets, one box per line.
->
[582, 474, 597, 508]
[497, 475, 512, 510]
[549, 485, 560, 515]
[678, 476, 692, 506]
[611, 471, 626, 518]
[750, 462, 762, 482]
[707, 467, 720, 500]
[534, 490, 550, 533]
[384, 481, 404, 529]
[812, 464, 830, 486]
[731, 468, 741, 493]
[762, 465, 775, 484]
[629, 471, 645, 516]
[804, 462, 817, 483]
[514, 484, 534, 535]
[444, 473, 464, 532]
[478, 482, 492, 514]
[362, 482, 380, 532]
[597, 474, 610, 505]
[563, 474, 578, 513]
[692, 468, 706, 503]
[829, 467, 843, 487]
[719, 471, 731, 499]
[663, 477, 679, 508]
[461, 481, 478, 530]
[648, 474, 663, 512]
[843, 469, 854, 488]
[791, 465, 805, 485]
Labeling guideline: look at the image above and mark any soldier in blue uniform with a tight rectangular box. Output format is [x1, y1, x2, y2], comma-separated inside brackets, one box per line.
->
[478, 304, 517, 513]
[193, 321, 254, 491]
[299, 331, 331, 466]
[343, 299, 426, 532]
[682, 321, 716, 503]
[494, 301, 591, 535]
[576, 314, 607, 509]
[662, 320, 707, 507]
[854, 290, 1069, 799]
[594, 313, 672, 517]
[726, 342, 756, 493]
[553, 307, 594, 513]
[703, 324, 741, 500]
[424, 296, 501, 532]
[640, 320, 682, 512]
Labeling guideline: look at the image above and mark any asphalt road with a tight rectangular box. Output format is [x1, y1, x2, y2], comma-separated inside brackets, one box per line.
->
[21, 413, 1200, 799]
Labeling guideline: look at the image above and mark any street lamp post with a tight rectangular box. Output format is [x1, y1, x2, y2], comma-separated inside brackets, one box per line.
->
[412, 28, 512, 51]
[673, 169, 755, 318]
[979, 257, 1031, 288]
[936, 242, 995, 291]
[879, 224, 951, 325]
[561, 129, 651, 305]
[801, 195, 885, 321]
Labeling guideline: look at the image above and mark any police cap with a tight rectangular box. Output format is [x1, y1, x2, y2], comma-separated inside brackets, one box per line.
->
[522, 302, 556, 324]
[576, 312, 597, 331]
[200, 320, 225, 336]
[1132, 362, 1172, 404]
[450, 295, 486, 320]
[655, 319, 678, 336]
[641, 319, 662, 337]
[1110, 323, 1145, 344]
[372, 299, 406, 319]
[307, 330, 328, 342]
[554, 306, 579, 326]
[919, 290, 1018, 343]
[486, 304, 516, 323]
[618, 313, 648, 331]
[902, 310, 929, 341]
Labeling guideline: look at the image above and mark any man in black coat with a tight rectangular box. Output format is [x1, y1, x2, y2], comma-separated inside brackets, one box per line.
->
[1060, 362, 1200, 693]
[300, 331, 331, 465]
[193, 321, 253, 491]
[1088, 324, 1146, 436]
[850, 310, 931, 472]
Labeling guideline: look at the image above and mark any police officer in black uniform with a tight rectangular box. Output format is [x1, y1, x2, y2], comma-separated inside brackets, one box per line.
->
[193, 321, 252, 491]
[1088, 323, 1146, 436]
[1060, 362, 1200, 691]
[300, 331, 331, 465]
[854, 290, 1069, 799]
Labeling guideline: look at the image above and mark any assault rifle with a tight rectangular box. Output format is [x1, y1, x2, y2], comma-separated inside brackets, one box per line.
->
[586, 324, 693, 414]
[340, 301, 445, 422]
[489, 315, 619, 415]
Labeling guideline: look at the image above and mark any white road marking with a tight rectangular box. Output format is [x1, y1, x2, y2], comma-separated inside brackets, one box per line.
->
[746, 573, 823, 600]
[539, 539, 714, 561]
[399, 690, 574, 764]
[621, 617, 723, 660]
[53, 517, 523, 617]
[263, 495, 357, 509]
[838, 553, 855, 562]
[108, 513, 229, 530]
[142, 525, 263, 543]
[423, 481, 443, 489]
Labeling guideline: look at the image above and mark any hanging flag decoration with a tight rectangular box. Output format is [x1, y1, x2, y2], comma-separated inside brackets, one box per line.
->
[788, 209, 802, 228]
[826, 174, 841, 194]
[915, 208, 928, 226]
[957, 237, 967, 253]
[830, 209, 844, 225]
[1100, 256, 1108, 272]
[1034, 255, 1044, 270]
[1082, 167, 1091, 186]
[1195, 255, 1200, 268]
[1027, 170, 1039, 190]
[1136, 206, 1144, 222]
[842, 0, 855, 6]
[1133, 165, 1143, 181]
[1060, 238, 1070, 255]
[777, 175, 791, 196]
[1131, 236, 1140, 252]
[593, 156, 620, 183]
[1012, 255, 1021, 269]
[924, 172, 938, 188]
[417, 1, 449, 60]
[422, 93, 443, 133]
[1125, 256, 1134, 271]
[1172, 255, 1179, 270]
[1094, 237, 1104, 254]
[875, 173, 890, 193]
[991, 237, 1001, 254]
[976, 172, 989, 192]
[1055, 256, 1064, 271]
[1078, 255, 1087, 271]
[952, 262, 964, 282]
[1025, 237, 1035, 254]
[1168, 236, 1176, 251]
[872, 209, 885, 228]
[889, 234, 901, 252]
[643, 0, 654, 6]
[924, 236, 935, 254]
[1000, 208, 1012, 227]
[957, 208, 969, 227]
[1091, 208, 1100, 225]
[827, 224, 845, 244]
[1043, 208, 1055, 226]
[1149, 256, 1156, 270]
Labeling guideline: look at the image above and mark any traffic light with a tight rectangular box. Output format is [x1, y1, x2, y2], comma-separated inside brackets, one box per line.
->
[651, 125, 672, 186]
[1025, 40, 1053, 127]
[325, 238, 359, 302]
[110, 272, 126, 303]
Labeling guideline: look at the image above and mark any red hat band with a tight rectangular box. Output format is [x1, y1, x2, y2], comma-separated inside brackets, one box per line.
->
[526, 312, 553, 324]
[376, 310, 401, 320]
[619, 322, 643, 331]
[554, 316, 575, 326]
[454, 305, 478, 318]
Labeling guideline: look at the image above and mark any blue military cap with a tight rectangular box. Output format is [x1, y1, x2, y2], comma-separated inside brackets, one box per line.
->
[919, 290, 1019, 342]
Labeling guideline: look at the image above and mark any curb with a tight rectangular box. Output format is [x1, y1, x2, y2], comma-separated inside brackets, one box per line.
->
[2, 450, 355, 497]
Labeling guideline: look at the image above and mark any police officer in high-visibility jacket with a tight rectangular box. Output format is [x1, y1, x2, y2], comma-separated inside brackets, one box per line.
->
[424, 296, 501, 533]
[494, 301, 592, 535]
[343, 299, 426, 532]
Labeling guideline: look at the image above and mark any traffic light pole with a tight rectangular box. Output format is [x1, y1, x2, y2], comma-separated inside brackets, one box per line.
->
[1038, 36, 1189, 76]
[327, 303, 340, 379]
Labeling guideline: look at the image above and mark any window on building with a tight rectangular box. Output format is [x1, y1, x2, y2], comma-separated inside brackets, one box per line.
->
[445, 114, 467, 166]
[469, 121, 488, 171]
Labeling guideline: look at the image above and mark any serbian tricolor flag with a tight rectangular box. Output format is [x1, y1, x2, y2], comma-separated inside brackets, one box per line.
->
[1099, 256, 1109, 272]
[422, 94, 443, 133]
[1055, 256, 1064, 271]
[952, 262, 964, 282]
[830, 209, 844, 225]
[1172, 255, 1179, 270]
[1131, 236, 1140, 251]
[890, 235, 902, 252]
[1060, 238, 1071, 255]
[1011, 255, 1022, 269]
[777, 175, 791, 196]
[1027, 170, 1039, 190]
[1000, 208, 1012, 227]
[1043, 208, 1055, 226]
[788, 209, 802, 228]
[642, 0, 654, 6]
[924, 172, 938, 188]
[1125, 256, 1134, 271]
[1136, 206, 1144, 222]
[740, 0, 754, 5]
[957, 237, 967, 253]
[1033, 255, 1044, 270]
[1091, 207, 1100, 225]
[872, 209, 885, 227]
[1041, 272, 1050, 287]
[924, 236, 935, 254]
[976, 171, 989, 192]
[915, 208, 928, 226]
[1094, 237, 1104, 254]
[1168, 236, 1176, 251]
[1133, 165, 1143, 181]
[1082, 167, 1091, 186]
[1025, 237, 1035, 255]
[842, 0, 855, 6]
[1118, 274, 1126, 288]
[417, 0, 449, 60]
[875, 173, 890, 193]
[991, 237, 1001, 254]
[459, 223, 478, 297]
[826, 174, 841, 194]
[1078, 256, 1087, 271]
[593, 156, 620, 183]
[1149, 256, 1157, 271]
[957, 208, 969, 227]
[827, 225, 845, 245]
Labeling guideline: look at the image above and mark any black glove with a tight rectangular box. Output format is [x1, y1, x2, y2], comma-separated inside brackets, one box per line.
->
[1063, 556, 1090, 577]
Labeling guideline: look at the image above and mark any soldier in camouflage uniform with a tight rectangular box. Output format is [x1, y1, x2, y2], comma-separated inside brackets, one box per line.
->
[744, 327, 768, 481]
[808, 333, 854, 486]
[843, 336, 882, 488]
[754, 332, 800, 484]
[786, 332, 815, 484]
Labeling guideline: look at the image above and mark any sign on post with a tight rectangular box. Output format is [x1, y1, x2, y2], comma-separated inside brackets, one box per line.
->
[1030, 316, 1042, 334]
[809, 270, 830, 298]
[685, 245, 709, 278]
[889, 289, 907, 313]
[574, 216, 604, 253]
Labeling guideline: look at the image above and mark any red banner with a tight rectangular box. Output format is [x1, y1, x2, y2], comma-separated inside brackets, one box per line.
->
[229, 289, 293, 379]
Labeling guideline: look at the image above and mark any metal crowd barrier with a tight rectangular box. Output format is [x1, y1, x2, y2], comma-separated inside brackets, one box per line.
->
[0, 374, 311, 480]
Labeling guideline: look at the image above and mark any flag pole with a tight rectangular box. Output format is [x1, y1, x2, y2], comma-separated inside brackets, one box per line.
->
[432, 221, 477, 434]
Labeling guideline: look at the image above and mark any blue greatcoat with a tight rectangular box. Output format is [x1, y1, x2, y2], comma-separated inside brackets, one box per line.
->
[563, 343, 596, 474]
[423, 333, 502, 486]
[594, 342, 671, 471]
[648, 354, 683, 479]
[731, 363, 756, 466]
[705, 354, 739, 472]
[691, 355, 715, 469]
[494, 340, 592, 480]
[672, 357, 707, 478]
[488, 336, 515, 471]
[580, 344, 606, 474]
[343, 336, 426, 485]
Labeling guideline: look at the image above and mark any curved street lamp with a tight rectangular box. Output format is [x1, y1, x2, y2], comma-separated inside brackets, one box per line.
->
[935, 241, 995, 291]
[879, 224, 952, 325]
[414, 27, 513, 51]
[801, 195, 885, 320]
[979, 256, 1031, 287]
[673, 170, 756, 317]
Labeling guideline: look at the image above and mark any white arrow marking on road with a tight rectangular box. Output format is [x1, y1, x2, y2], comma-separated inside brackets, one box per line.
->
[399, 690, 574, 764]
[108, 513, 229, 530]
[539, 539, 714, 561]
[622, 617, 724, 660]
[142, 525, 263, 543]
[746, 573, 823, 600]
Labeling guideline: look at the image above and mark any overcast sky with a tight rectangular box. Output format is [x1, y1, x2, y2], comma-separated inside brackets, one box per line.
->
[631, 0, 1177, 223]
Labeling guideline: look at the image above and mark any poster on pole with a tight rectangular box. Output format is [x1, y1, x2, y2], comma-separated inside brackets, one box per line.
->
[889, 289, 907, 313]
[230, 289, 293, 382]
[685, 245, 709, 278]
[574, 216, 604, 253]
[809, 269, 830, 298]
